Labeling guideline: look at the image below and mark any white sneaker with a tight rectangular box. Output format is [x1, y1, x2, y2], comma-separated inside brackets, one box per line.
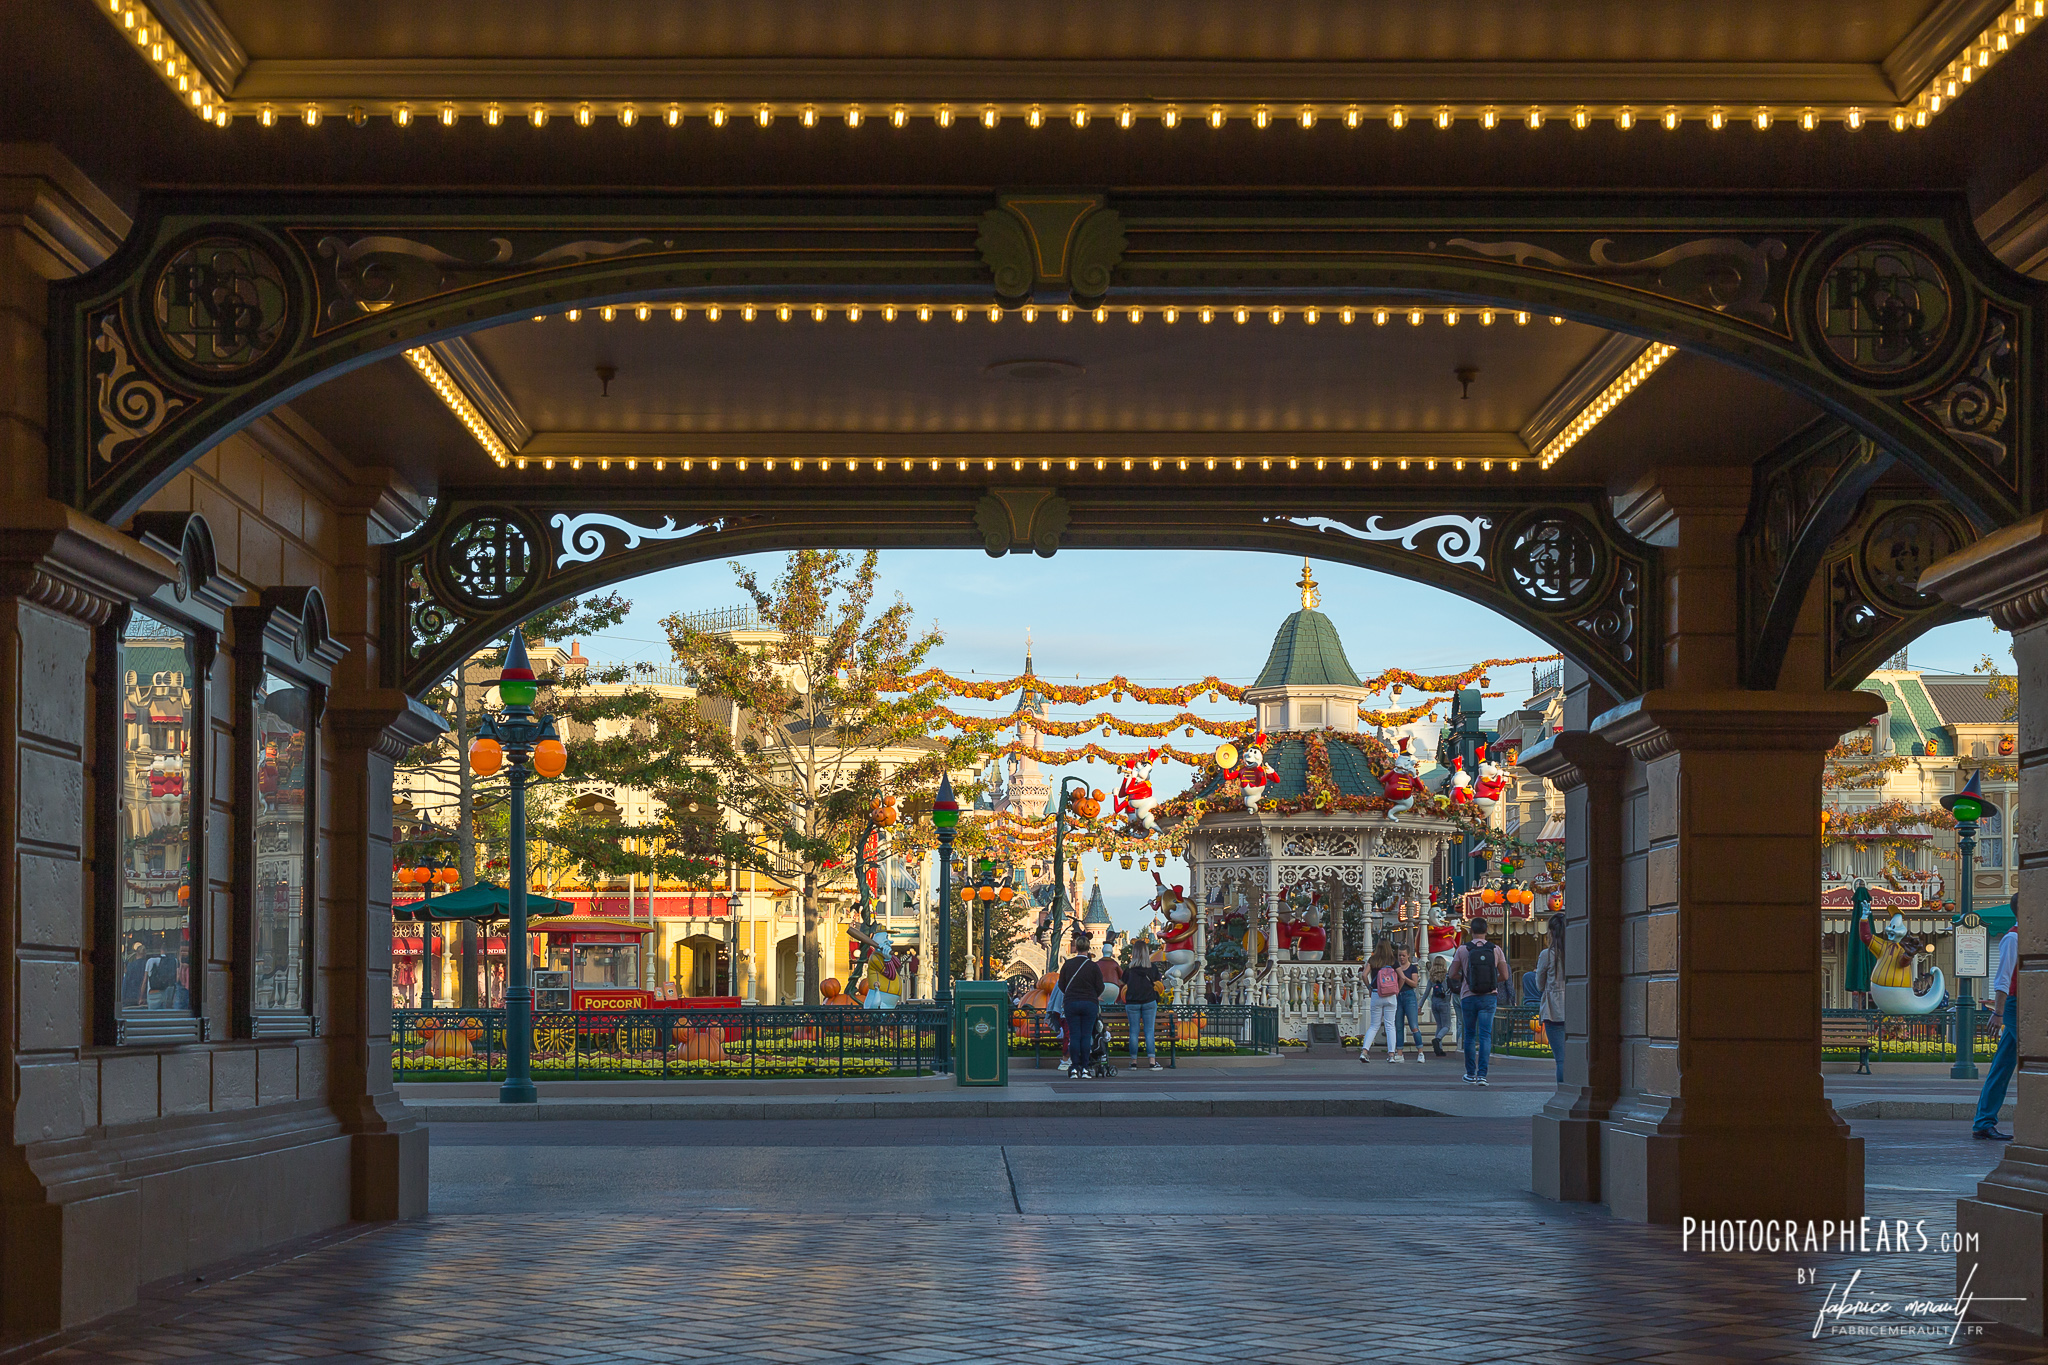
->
[1057, 1059, 1071, 1072]
[1358, 1053, 1371, 1063]
[1076, 1069, 1091, 1079]
[1476, 1077, 1489, 1086]
[1389, 1055, 1404, 1063]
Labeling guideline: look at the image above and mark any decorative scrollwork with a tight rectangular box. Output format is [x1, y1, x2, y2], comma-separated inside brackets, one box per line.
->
[550, 513, 723, 567]
[1573, 565, 1638, 664]
[1273, 514, 1491, 571]
[405, 564, 461, 661]
[91, 315, 185, 463]
[1501, 511, 1604, 611]
[1375, 832, 1422, 860]
[1915, 314, 2012, 466]
[149, 236, 292, 376]
[1068, 209, 1128, 305]
[1200, 832, 1267, 861]
[311, 232, 657, 325]
[1813, 240, 1954, 378]
[435, 510, 536, 609]
[1861, 506, 1963, 611]
[1442, 235, 1788, 324]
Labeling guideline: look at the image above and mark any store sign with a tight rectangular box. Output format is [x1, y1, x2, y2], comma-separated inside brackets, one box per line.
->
[1819, 884, 1922, 911]
[1956, 923, 1990, 978]
[573, 989, 654, 1010]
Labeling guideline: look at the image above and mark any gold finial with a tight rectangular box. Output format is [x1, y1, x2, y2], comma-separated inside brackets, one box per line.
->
[1298, 557, 1320, 610]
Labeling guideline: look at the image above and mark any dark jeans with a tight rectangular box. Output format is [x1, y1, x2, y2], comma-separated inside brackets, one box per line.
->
[1065, 999, 1100, 1072]
[1544, 1019, 1565, 1083]
[1459, 994, 1499, 1078]
[1975, 995, 2018, 1133]
[1430, 993, 1455, 1040]
[1395, 989, 1421, 1048]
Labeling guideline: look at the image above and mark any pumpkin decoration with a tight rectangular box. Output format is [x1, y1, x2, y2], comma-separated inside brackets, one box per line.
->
[1174, 1013, 1206, 1041]
[422, 1023, 477, 1059]
[680, 1028, 726, 1062]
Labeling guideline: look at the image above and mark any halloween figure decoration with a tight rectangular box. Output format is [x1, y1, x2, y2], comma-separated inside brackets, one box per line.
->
[1116, 748, 1161, 835]
[1232, 733, 1279, 813]
[1447, 754, 1475, 807]
[1154, 872, 1200, 983]
[1278, 886, 1328, 961]
[1471, 744, 1509, 815]
[1857, 887, 1942, 1015]
[1380, 737, 1425, 820]
[846, 923, 915, 1009]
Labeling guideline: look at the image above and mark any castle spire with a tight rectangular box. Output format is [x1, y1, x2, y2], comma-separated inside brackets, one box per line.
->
[1298, 558, 1320, 611]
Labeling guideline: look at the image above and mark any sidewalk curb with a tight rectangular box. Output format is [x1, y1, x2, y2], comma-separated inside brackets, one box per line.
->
[411, 1095, 1454, 1121]
[1834, 1100, 2014, 1121]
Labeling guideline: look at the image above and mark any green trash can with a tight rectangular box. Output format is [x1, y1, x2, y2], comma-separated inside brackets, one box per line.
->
[952, 980, 1011, 1087]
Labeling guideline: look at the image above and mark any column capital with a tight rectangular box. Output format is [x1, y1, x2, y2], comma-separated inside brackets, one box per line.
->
[327, 691, 446, 761]
[1920, 510, 2048, 632]
[1591, 689, 1882, 761]
[1518, 731, 1625, 793]
[0, 501, 172, 626]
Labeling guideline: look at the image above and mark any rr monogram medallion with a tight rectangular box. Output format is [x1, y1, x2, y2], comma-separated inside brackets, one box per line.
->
[149, 237, 293, 379]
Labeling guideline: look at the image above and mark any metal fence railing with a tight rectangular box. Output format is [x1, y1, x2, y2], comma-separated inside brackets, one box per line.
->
[1009, 1004, 1279, 1068]
[394, 1007, 946, 1080]
[1474, 1006, 2001, 1063]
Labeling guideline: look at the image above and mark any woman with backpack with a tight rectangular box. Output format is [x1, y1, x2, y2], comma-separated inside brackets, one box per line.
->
[1357, 941, 1403, 1063]
[1393, 945, 1424, 1062]
[1057, 929, 1105, 1079]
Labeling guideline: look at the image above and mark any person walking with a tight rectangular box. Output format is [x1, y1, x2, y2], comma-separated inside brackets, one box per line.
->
[1394, 945, 1425, 1063]
[1450, 919, 1516, 1085]
[1122, 942, 1165, 1070]
[1358, 942, 1403, 1063]
[1427, 956, 1456, 1057]
[1975, 903, 2021, 1141]
[1058, 930, 1105, 1080]
[1536, 913, 1567, 1084]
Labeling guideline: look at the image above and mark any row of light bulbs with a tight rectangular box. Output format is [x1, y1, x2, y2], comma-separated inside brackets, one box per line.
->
[246, 98, 1944, 134]
[107, 0, 2041, 133]
[504, 455, 1528, 476]
[1538, 343, 1678, 470]
[1915, 0, 2043, 117]
[539, 303, 1567, 327]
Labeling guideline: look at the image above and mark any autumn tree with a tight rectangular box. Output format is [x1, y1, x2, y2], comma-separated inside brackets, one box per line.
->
[663, 551, 988, 1002]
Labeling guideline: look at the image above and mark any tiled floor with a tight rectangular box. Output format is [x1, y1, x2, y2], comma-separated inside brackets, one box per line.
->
[8, 1116, 2047, 1364]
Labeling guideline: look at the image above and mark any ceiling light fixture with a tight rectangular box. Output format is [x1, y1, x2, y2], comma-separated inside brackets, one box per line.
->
[1539, 341, 1678, 469]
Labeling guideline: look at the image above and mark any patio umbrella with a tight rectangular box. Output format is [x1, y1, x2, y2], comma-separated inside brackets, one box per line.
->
[393, 881, 573, 923]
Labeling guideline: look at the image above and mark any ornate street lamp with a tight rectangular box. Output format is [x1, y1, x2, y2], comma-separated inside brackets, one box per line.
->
[930, 774, 960, 1071]
[964, 853, 1018, 980]
[851, 793, 899, 987]
[467, 633, 567, 1104]
[1049, 777, 1100, 974]
[1941, 770, 1998, 1082]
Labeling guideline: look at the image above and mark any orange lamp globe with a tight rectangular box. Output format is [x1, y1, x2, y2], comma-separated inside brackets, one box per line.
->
[531, 737, 568, 779]
[977, 885, 996, 901]
[997, 885, 1016, 902]
[468, 735, 503, 776]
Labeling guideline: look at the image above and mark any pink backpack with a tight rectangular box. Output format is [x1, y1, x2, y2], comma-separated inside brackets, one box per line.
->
[1375, 966, 1399, 996]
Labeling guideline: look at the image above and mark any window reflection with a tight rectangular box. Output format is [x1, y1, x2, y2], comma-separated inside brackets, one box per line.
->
[254, 672, 309, 1011]
[119, 612, 193, 1014]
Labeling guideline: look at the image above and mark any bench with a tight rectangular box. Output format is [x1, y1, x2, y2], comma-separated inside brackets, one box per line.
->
[1822, 1015, 1877, 1074]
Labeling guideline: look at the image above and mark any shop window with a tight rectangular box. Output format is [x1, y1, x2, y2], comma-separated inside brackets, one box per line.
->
[233, 588, 343, 1039]
[101, 513, 229, 1046]
[115, 612, 198, 1031]
[1979, 813, 2005, 869]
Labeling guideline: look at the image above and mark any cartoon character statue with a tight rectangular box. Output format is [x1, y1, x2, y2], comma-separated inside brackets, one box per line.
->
[1154, 873, 1199, 982]
[1447, 755, 1475, 807]
[1279, 890, 1328, 961]
[1228, 733, 1280, 813]
[1116, 748, 1161, 835]
[1859, 896, 1942, 1015]
[847, 923, 912, 1009]
[1472, 744, 1509, 815]
[1380, 738, 1425, 821]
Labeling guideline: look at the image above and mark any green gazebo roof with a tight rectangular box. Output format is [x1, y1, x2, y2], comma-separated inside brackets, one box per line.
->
[1253, 609, 1362, 688]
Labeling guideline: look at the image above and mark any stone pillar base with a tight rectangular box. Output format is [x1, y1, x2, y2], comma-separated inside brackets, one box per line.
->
[1531, 1113, 1602, 1203]
[1601, 1121, 1863, 1225]
[351, 1125, 429, 1222]
[1, 1186, 139, 1333]
[1957, 1193, 2048, 1335]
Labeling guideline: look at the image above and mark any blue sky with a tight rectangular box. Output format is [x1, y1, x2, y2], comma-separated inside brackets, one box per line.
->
[566, 548, 2005, 933]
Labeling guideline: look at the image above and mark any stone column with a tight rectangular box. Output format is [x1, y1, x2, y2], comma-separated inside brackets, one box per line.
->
[1923, 513, 2048, 1333]
[1521, 729, 1625, 1203]
[1590, 689, 1880, 1224]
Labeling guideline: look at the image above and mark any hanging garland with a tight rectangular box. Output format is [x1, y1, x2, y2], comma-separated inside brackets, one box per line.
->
[882, 656, 1556, 707]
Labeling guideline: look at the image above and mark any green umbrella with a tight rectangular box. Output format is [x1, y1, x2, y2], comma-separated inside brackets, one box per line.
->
[1842, 882, 1874, 995]
[393, 880, 574, 923]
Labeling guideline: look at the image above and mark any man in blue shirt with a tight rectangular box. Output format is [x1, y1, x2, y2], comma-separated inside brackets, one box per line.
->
[1974, 905, 2020, 1141]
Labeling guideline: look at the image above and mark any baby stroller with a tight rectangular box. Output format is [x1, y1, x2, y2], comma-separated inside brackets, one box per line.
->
[1086, 1011, 1118, 1078]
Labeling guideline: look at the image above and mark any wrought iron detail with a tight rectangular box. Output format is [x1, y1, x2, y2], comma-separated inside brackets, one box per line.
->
[1571, 565, 1639, 665]
[1913, 309, 2014, 470]
[1270, 514, 1490, 572]
[310, 231, 658, 326]
[1440, 235, 1788, 324]
[147, 235, 292, 378]
[551, 512, 724, 567]
[405, 564, 463, 662]
[1500, 511, 1604, 611]
[433, 509, 538, 609]
[1822, 497, 1973, 688]
[1813, 238, 1955, 380]
[90, 312, 187, 465]
[1860, 505, 1965, 611]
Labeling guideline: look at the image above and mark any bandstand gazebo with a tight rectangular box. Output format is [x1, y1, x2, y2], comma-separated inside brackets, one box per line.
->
[1177, 567, 1457, 1040]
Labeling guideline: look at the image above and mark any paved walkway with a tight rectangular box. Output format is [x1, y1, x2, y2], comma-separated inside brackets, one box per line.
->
[7, 1110, 2044, 1363]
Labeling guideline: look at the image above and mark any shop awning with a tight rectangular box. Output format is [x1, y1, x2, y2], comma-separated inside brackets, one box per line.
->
[393, 881, 572, 923]
[528, 916, 658, 943]
[1965, 899, 2017, 937]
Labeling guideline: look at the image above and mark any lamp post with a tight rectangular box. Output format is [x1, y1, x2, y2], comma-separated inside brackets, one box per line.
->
[963, 854, 1018, 980]
[396, 847, 458, 1008]
[930, 774, 960, 1071]
[1941, 770, 1997, 1082]
[467, 633, 568, 1105]
[1049, 776, 1097, 975]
